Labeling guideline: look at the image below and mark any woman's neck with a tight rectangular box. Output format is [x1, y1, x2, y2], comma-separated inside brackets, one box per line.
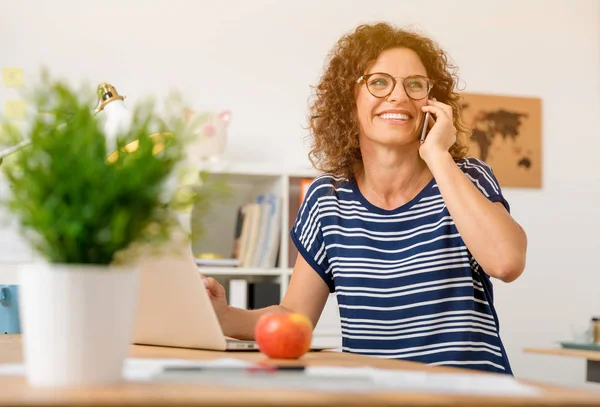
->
[355, 146, 432, 210]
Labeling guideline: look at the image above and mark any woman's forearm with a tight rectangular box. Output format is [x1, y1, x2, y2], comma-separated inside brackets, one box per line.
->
[426, 152, 527, 282]
[221, 305, 293, 340]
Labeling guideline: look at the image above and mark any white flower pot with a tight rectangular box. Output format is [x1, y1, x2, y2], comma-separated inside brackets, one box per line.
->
[18, 262, 139, 387]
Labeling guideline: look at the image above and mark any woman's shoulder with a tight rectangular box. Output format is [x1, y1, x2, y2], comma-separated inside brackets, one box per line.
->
[455, 156, 493, 171]
[454, 157, 505, 201]
[301, 173, 351, 205]
[306, 173, 350, 192]
[455, 157, 498, 178]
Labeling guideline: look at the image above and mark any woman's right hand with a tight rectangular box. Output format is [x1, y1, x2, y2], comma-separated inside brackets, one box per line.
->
[201, 276, 230, 324]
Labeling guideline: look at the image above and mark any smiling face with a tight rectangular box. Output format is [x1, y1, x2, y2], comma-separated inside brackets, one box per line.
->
[355, 47, 429, 148]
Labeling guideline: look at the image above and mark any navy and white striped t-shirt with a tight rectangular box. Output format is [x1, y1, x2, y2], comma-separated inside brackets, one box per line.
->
[290, 157, 512, 374]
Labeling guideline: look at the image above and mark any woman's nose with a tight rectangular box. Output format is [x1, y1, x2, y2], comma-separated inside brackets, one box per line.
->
[387, 82, 410, 103]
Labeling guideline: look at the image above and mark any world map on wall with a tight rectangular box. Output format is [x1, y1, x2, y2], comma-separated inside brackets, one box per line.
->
[460, 93, 542, 188]
[466, 109, 531, 167]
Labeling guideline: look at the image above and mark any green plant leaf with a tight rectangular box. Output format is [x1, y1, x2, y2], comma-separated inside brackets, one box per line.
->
[0, 72, 228, 266]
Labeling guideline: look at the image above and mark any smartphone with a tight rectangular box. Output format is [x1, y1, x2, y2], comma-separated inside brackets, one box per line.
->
[419, 112, 431, 145]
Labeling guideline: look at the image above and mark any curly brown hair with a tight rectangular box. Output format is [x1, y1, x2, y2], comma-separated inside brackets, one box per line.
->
[308, 22, 469, 181]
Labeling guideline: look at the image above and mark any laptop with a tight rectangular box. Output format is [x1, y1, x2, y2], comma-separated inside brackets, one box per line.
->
[131, 234, 259, 351]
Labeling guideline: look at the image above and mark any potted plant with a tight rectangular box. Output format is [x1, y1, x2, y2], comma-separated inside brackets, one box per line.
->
[0, 73, 204, 387]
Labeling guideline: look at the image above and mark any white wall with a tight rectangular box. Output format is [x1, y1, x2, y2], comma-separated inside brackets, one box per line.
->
[1, 0, 599, 388]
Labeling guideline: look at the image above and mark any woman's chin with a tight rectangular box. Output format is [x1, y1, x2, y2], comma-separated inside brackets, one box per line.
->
[361, 129, 419, 148]
[378, 134, 419, 147]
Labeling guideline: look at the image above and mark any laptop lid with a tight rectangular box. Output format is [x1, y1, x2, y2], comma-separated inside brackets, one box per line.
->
[131, 233, 228, 351]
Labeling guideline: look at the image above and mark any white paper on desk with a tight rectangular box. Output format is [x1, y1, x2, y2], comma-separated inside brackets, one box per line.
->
[124, 357, 253, 381]
[305, 366, 540, 397]
[0, 358, 253, 381]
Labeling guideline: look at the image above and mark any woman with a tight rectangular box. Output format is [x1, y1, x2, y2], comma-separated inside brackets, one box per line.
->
[204, 22, 527, 374]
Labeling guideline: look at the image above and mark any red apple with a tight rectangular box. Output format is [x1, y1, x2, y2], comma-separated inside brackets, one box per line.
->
[254, 312, 313, 359]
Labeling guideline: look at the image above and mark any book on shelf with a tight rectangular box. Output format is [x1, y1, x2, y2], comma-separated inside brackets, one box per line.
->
[236, 203, 256, 268]
[231, 206, 245, 259]
[242, 203, 262, 268]
[234, 193, 281, 269]
[255, 193, 282, 269]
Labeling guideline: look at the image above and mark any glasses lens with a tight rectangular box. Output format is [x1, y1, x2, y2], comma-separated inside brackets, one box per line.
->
[366, 73, 394, 97]
[403, 76, 430, 99]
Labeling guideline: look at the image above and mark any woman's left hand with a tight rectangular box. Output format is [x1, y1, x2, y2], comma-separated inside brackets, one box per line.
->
[419, 99, 457, 163]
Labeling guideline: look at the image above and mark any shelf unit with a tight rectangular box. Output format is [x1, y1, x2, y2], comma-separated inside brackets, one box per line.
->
[192, 161, 341, 349]
[197, 267, 290, 277]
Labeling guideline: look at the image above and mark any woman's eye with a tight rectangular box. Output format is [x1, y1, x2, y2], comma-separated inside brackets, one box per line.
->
[407, 80, 424, 89]
[370, 79, 388, 87]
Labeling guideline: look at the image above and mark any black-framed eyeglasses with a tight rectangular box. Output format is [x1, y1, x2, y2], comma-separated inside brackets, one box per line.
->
[356, 73, 435, 100]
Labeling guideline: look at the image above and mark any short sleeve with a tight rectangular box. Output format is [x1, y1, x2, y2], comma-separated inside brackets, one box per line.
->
[457, 158, 510, 213]
[289, 179, 334, 292]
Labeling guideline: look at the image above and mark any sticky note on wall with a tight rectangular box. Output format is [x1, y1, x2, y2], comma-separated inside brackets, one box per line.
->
[3, 100, 26, 120]
[2, 67, 25, 88]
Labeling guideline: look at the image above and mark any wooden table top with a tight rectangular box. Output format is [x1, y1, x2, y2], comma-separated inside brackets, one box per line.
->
[2, 335, 600, 406]
[524, 347, 600, 362]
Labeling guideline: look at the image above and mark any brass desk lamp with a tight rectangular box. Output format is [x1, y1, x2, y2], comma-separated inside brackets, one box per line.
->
[0, 82, 170, 165]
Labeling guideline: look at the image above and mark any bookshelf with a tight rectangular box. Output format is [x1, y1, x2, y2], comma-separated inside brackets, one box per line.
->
[191, 161, 342, 349]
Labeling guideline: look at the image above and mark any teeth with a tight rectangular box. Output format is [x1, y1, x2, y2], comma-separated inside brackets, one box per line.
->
[380, 113, 410, 120]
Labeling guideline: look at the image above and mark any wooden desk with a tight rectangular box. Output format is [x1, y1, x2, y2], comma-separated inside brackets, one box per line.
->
[1, 335, 599, 407]
[525, 347, 600, 383]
